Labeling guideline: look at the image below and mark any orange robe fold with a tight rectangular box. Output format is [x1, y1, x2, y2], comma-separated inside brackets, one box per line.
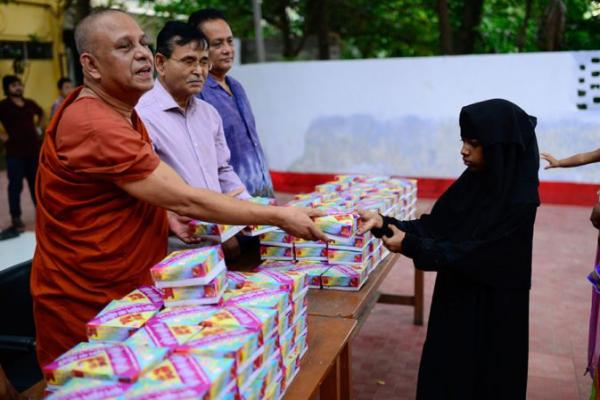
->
[31, 88, 169, 367]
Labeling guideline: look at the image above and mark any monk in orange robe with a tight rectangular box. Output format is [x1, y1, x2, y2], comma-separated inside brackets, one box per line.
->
[32, 9, 326, 367]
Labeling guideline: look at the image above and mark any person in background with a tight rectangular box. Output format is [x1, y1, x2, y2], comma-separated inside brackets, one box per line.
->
[0, 75, 45, 240]
[541, 147, 600, 390]
[359, 99, 540, 399]
[49, 77, 74, 119]
[190, 8, 275, 198]
[136, 21, 249, 257]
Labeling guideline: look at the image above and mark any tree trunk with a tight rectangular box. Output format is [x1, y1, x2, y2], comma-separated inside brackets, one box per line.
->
[274, 0, 294, 58]
[315, 0, 331, 59]
[539, 0, 566, 51]
[454, 0, 485, 54]
[516, 0, 533, 51]
[437, 0, 453, 54]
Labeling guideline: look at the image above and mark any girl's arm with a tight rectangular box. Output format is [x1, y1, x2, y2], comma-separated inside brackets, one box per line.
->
[541, 149, 600, 169]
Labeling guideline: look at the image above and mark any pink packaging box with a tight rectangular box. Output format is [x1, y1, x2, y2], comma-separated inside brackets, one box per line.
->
[150, 245, 224, 287]
[125, 320, 203, 349]
[161, 268, 227, 307]
[86, 300, 159, 342]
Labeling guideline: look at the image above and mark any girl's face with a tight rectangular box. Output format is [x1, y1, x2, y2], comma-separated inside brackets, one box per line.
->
[460, 138, 485, 171]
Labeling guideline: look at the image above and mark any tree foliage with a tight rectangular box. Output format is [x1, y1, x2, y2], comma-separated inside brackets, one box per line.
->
[138, 0, 600, 60]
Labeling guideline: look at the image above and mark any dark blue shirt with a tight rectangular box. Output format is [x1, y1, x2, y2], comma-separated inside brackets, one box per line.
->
[198, 75, 274, 198]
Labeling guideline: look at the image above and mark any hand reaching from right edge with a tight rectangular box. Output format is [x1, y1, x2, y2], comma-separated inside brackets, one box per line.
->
[540, 152, 561, 169]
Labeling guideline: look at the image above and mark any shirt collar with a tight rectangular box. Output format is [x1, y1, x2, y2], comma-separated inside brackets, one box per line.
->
[153, 79, 196, 112]
[206, 74, 221, 89]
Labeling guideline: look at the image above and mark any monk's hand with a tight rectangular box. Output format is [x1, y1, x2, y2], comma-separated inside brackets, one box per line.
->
[276, 207, 329, 242]
[540, 152, 560, 169]
[225, 187, 245, 198]
[382, 225, 405, 253]
[356, 209, 383, 235]
[591, 203, 600, 230]
[167, 211, 202, 244]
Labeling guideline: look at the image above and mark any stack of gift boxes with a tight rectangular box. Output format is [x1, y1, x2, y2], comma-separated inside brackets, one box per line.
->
[256, 175, 417, 291]
[42, 176, 416, 399]
[150, 244, 228, 306]
[44, 245, 308, 400]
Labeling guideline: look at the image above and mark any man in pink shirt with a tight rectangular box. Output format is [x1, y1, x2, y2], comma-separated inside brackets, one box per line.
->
[136, 21, 249, 255]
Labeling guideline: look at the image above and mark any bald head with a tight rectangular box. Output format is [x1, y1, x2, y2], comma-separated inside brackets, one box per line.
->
[75, 9, 130, 54]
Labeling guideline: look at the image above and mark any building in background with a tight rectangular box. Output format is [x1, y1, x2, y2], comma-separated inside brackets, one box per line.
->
[0, 1, 67, 112]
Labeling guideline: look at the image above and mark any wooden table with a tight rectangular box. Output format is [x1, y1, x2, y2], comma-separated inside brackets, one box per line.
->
[283, 315, 356, 400]
[308, 253, 424, 326]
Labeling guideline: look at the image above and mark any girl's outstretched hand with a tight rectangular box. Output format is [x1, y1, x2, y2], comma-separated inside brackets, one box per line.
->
[540, 152, 560, 169]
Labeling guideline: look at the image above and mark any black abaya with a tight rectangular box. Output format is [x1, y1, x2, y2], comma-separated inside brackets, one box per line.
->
[372, 99, 540, 399]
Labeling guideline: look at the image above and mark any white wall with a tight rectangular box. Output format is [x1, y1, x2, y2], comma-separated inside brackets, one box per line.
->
[233, 51, 600, 183]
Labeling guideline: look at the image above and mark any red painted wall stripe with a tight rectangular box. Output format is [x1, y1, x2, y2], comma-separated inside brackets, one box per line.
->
[270, 170, 599, 206]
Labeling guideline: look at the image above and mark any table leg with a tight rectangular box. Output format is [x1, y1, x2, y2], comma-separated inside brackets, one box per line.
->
[340, 342, 352, 400]
[320, 355, 341, 400]
[414, 269, 424, 326]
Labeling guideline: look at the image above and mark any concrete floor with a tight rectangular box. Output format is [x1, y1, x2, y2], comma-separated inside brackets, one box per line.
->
[1, 172, 596, 399]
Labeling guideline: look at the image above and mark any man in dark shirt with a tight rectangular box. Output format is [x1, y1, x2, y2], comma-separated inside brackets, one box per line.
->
[0, 75, 45, 237]
[190, 9, 275, 198]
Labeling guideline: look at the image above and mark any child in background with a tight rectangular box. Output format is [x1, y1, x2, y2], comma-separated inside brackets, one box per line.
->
[541, 148, 600, 397]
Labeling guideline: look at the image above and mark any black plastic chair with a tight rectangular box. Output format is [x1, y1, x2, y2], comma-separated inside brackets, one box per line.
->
[0, 260, 42, 391]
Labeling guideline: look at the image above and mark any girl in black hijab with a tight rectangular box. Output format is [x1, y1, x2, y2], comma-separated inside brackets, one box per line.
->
[359, 99, 540, 399]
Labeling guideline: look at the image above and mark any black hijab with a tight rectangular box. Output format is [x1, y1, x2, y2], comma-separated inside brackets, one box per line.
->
[425, 99, 540, 241]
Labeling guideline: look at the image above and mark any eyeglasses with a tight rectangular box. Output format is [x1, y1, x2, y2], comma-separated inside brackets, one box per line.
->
[171, 57, 212, 71]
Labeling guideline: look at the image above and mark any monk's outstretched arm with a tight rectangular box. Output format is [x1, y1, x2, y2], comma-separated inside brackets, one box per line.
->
[118, 161, 328, 242]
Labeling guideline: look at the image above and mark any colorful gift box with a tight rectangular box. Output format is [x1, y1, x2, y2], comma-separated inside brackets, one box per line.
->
[321, 263, 369, 290]
[261, 334, 279, 365]
[293, 310, 308, 341]
[120, 286, 164, 308]
[150, 246, 225, 287]
[226, 271, 248, 289]
[255, 262, 329, 288]
[69, 343, 168, 384]
[200, 305, 278, 345]
[278, 325, 296, 360]
[140, 353, 235, 399]
[188, 220, 245, 243]
[223, 286, 290, 320]
[264, 372, 283, 400]
[313, 213, 357, 242]
[150, 305, 221, 326]
[290, 296, 308, 324]
[282, 346, 301, 391]
[45, 378, 130, 400]
[122, 381, 210, 400]
[327, 247, 369, 265]
[161, 268, 227, 307]
[43, 342, 111, 388]
[295, 329, 308, 360]
[328, 232, 371, 250]
[240, 362, 267, 400]
[259, 229, 294, 247]
[125, 321, 202, 349]
[86, 301, 159, 342]
[176, 326, 261, 378]
[240, 270, 308, 301]
[260, 245, 294, 261]
[262, 349, 283, 393]
[294, 246, 328, 261]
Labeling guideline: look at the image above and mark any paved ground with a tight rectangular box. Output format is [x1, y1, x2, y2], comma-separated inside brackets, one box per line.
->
[0, 171, 596, 399]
